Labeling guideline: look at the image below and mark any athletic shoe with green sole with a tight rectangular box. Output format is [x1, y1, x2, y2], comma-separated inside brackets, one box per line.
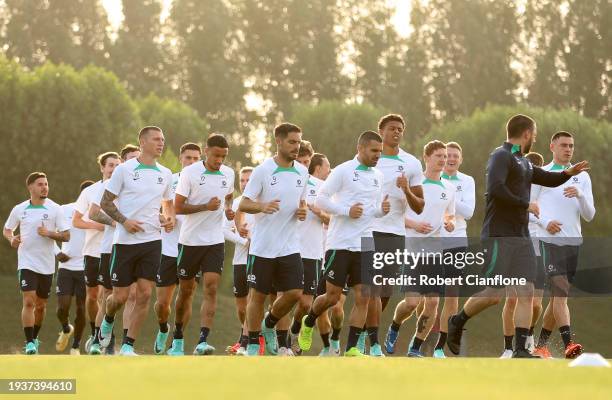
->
[344, 347, 366, 357]
[298, 315, 314, 351]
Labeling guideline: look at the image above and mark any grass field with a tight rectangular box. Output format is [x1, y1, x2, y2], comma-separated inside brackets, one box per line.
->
[1, 355, 611, 399]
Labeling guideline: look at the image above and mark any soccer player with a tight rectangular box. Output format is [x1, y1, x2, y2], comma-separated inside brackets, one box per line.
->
[500, 151, 544, 358]
[4, 172, 70, 354]
[116, 145, 142, 345]
[297, 140, 314, 168]
[85, 152, 122, 355]
[224, 166, 255, 355]
[73, 152, 116, 351]
[239, 123, 309, 356]
[532, 131, 594, 359]
[371, 113, 425, 357]
[98, 126, 175, 356]
[385, 140, 456, 357]
[54, 180, 94, 355]
[447, 115, 589, 358]
[298, 131, 390, 357]
[169, 135, 235, 356]
[289, 153, 331, 355]
[153, 143, 201, 355]
[434, 141, 475, 358]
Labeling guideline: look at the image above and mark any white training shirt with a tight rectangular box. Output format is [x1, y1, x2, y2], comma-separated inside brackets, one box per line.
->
[176, 162, 235, 246]
[406, 177, 456, 242]
[242, 158, 309, 258]
[58, 203, 86, 271]
[4, 199, 69, 274]
[105, 158, 173, 245]
[532, 162, 595, 246]
[223, 195, 255, 266]
[372, 149, 424, 236]
[528, 185, 541, 256]
[161, 172, 183, 257]
[90, 180, 116, 255]
[300, 176, 326, 260]
[74, 180, 104, 257]
[316, 157, 385, 252]
[440, 171, 475, 248]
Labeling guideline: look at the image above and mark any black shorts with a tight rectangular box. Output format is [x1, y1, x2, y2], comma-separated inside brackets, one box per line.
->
[302, 258, 321, 296]
[56, 268, 86, 299]
[110, 240, 161, 287]
[18, 269, 53, 299]
[441, 247, 468, 296]
[322, 249, 373, 289]
[540, 242, 579, 295]
[156, 255, 178, 287]
[233, 264, 248, 298]
[316, 269, 349, 296]
[481, 237, 537, 287]
[373, 232, 405, 297]
[177, 243, 224, 280]
[402, 255, 445, 295]
[84, 255, 100, 288]
[534, 256, 545, 290]
[247, 253, 303, 295]
[98, 253, 112, 290]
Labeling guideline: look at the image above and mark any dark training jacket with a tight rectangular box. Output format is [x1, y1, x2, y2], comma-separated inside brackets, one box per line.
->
[481, 141, 571, 238]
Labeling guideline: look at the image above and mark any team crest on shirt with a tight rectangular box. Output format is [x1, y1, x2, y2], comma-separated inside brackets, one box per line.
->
[373, 178, 379, 187]
[157, 176, 164, 185]
[309, 189, 316, 195]
[440, 192, 447, 200]
[222, 180, 227, 188]
[296, 178, 304, 187]
[42, 213, 49, 220]
[456, 185, 462, 192]
[572, 177, 579, 183]
[397, 165, 404, 173]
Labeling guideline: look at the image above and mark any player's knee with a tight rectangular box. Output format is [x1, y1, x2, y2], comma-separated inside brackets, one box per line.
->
[204, 282, 218, 297]
[505, 296, 518, 308]
[425, 296, 439, 310]
[404, 297, 420, 310]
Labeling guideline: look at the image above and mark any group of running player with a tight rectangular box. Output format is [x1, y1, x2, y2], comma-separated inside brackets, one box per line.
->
[3, 113, 593, 358]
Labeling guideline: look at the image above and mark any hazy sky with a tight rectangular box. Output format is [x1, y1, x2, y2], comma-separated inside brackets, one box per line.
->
[102, 0, 413, 37]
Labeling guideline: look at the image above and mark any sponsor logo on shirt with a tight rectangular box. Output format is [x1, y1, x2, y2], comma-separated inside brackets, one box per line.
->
[572, 177, 579, 183]
[133, 171, 141, 181]
[373, 178, 379, 187]
[271, 176, 278, 186]
[200, 175, 206, 185]
[353, 172, 360, 182]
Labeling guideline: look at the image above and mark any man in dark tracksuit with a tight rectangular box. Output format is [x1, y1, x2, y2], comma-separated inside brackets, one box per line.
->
[446, 114, 590, 358]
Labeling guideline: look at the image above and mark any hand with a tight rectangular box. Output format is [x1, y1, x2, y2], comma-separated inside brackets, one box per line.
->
[10, 235, 21, 249]
[296, 200, 307, 221]
[381, 194, 390, 215]
[225, 208, 235, 221]
[56, 252, 70, 263]
[37, 221, 50, 238]
[563, 186, 580, 198]
[565, 161, 589, 176]
[444, 220, 455, 232]
[122, 219, 144, 234]
[528, 202, 540, 219]
[238, 223, 249, 238]
[349, 203, 363, 219]
[206, 197, 221, 211]
[160, 216, 175, 233]
[415, 222, 433, 234]
[261, 200, 280, 214]
[546, 220, 563, 235]
[396, 173, 409, 192]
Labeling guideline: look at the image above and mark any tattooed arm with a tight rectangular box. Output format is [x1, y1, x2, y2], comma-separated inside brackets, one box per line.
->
[89, 203, 115, 226]
[100, 190, 143, 233]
